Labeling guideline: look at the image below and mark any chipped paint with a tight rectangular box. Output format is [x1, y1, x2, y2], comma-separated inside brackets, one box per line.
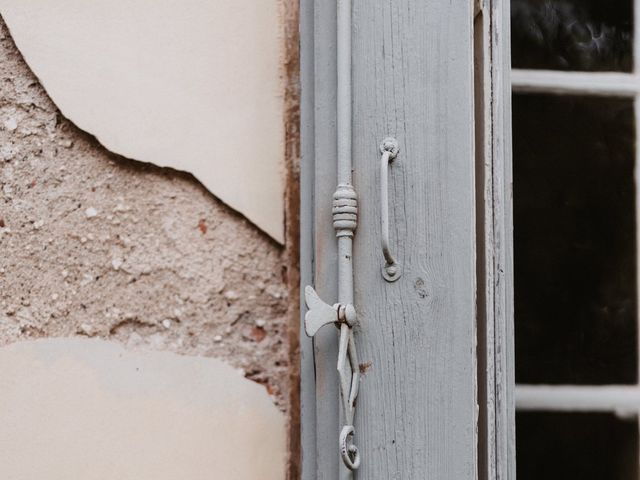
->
[0, 0, 287, 242]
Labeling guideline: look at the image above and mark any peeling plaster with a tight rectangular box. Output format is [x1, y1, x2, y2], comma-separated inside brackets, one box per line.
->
[0, 16, 291, 410]
[0, 0, 286, 242]
[0, 338, 287, 479]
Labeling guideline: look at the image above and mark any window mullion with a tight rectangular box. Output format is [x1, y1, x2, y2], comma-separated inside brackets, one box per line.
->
[512, 69, 640, 97]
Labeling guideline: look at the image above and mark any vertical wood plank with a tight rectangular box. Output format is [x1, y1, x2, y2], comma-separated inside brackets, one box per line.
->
[489, 1, 516, 477]
[299, 0, 317, 476]
[308, 1, 341, 479]
[350, 1, 477, 478]
[476, 1, 515, 479]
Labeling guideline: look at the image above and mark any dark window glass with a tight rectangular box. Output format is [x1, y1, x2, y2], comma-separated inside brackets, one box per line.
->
[511, 0, 633, 72]
[514, 93, 637, 384]
[517, 412, 638, 480]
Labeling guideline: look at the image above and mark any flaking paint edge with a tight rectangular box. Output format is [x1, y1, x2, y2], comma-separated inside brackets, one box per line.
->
[0, 0, 286, 243]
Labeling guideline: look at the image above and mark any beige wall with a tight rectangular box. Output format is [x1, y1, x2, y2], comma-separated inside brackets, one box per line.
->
[0, 0, 298, 475]
[0, 0, 287, 242]
[0, 338, 287, 479]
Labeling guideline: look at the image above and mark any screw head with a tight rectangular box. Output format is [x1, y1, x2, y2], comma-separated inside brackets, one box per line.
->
[382, 262, 402, 282]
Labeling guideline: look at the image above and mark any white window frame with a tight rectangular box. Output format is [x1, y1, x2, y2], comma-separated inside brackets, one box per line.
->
[512, 4, 640, 422]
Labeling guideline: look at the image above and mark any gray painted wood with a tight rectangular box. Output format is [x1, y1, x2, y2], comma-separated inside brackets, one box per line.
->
[299, 0, 318, 475]
[475, 1, 515, 480]
[300, 1, 343, 478]
[300, 0, 514, 478]
[487, 1, 516, 478]
[349, 0, 477, 478]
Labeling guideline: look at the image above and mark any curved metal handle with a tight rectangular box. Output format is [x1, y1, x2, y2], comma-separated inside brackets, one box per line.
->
[379, 137, 401, 282]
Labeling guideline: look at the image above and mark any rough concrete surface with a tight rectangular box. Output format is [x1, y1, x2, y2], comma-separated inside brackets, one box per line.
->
[0, 18, 291, 409]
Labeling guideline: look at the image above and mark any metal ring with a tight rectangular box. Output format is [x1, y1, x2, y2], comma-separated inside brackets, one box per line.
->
[339, 425, 361, 470]
[379, 137, 402, 282]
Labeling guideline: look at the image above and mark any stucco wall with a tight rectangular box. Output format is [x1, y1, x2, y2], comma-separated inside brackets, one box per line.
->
[0, 338, 288, 479]
[0, 13, 293, 413]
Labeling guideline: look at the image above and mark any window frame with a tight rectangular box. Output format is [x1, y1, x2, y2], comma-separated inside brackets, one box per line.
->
[512, 1, 640, 422]
[299, 0, 515, 478]
[476, 1, 516, 478]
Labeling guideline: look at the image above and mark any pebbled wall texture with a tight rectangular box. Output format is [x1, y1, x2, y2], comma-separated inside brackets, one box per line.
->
[0, 7, 300, 472]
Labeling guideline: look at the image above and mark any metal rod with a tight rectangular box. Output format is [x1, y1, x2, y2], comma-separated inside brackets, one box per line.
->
[337, 0, 352, 188]
[336, 0, 357, 476]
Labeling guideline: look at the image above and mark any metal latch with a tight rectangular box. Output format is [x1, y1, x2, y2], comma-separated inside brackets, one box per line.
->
[305, 0, 362, 472]
[304, 184, 361, 471]
[304, 286, 360, 470]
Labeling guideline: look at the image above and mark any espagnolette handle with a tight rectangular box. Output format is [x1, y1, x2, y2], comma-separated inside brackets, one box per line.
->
[303, 286, 361, 470]
[379, 137, 401, 282]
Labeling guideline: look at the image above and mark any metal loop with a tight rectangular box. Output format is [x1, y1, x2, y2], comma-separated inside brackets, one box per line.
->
[339, 425, 361, 470]
[379, 137, 402, 282]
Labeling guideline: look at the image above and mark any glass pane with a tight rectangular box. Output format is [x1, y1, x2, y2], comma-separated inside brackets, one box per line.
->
[512, 0, 633, 72]
[514, 93, 637, 384]
[517, 412, 638, 480]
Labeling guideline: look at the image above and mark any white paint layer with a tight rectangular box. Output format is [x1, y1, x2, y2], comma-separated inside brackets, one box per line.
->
[0, 0, 285, 242]
[0, 338, 286, 479]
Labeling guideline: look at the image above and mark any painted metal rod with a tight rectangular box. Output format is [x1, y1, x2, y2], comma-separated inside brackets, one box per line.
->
[336, 0, 360, 475]
[337, 0, 352, 186]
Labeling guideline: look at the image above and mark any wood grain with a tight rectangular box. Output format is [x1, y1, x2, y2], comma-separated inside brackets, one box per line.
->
[301, 0, 514, 478]
[350, 1, 477, 478]
[485, 1, 515, 479]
